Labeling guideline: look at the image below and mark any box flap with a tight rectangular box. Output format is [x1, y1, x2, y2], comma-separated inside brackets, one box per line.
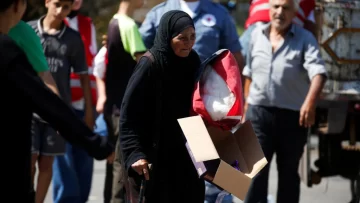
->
[213, 160, 252, 200]
[178, 116, 219, 162]
[233, 120, 268, 178]
[209, 129, 248, 173]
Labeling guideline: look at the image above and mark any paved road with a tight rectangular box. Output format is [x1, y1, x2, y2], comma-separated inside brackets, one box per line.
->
[44, 137, 355, 203]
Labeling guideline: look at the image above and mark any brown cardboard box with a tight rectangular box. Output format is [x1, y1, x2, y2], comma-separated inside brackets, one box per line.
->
[178, 115, 268, 201]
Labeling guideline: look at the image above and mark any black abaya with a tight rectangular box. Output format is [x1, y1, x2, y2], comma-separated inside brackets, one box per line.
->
[119, 10, 205, 203]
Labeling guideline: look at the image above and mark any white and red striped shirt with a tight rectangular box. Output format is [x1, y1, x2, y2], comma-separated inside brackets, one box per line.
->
[65, 15, 98, 110]
[245, 0, 316, 29]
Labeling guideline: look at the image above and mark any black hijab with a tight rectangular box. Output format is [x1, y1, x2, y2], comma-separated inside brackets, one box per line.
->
[148, 10, 200, 122]
[149, 10, 199, 74]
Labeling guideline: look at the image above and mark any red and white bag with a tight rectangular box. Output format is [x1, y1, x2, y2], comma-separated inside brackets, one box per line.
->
[192, 49, 244, 130]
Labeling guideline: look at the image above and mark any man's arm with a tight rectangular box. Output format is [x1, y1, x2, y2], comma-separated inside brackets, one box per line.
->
[303, 75, 326, 109]
[79, 74, 94, 125]
[300, 32, 327, 127]
[39, 71, 60, 96]
[303, 33, 327, 103]
[93, 46, 108, 113]
[139, 9, 157, 49]
[71, 38, 95, 129]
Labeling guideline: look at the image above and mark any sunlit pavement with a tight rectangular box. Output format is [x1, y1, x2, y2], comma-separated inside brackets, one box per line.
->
[44, 137, 353, 203]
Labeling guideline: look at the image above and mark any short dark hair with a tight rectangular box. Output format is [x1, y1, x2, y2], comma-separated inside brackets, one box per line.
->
[59, 0, 75, 2]
[0, 0, 25, 12]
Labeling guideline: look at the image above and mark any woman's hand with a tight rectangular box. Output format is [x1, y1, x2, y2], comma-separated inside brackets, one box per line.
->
[131, 159, 150, 180]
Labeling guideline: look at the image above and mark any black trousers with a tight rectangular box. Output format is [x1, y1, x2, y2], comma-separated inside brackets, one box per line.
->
[244, 105, 307, 203]
[103, 109, 126, 203]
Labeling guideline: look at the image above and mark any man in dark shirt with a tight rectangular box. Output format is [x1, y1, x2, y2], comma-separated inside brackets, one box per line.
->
[0, 0, 113, 202]
[28, 0, 96, 201]
[29, 0, 94, 203]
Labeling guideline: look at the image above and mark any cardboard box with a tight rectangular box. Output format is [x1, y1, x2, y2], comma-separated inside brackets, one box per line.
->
[177, 116, 268, 201]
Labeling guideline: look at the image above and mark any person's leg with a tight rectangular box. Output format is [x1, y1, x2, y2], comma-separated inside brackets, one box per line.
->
[31, 118, 41, 184]
[111, 139, 126, 203]
[71, 110, 104, 202]
[73, 145, 94, 203]
[69, 109, 95, 203]
[36, 155, 54, 203]
[52, 122, 80, 203]
[104, 162, 114, 203]
[31, 118, 41, 201]
[204, 181, 220, 203]
[36, 123, 66, 203]
[53, 108, 87, 203]
[204, 182, 233, 203]
[104, 111, 115, 203]
[275, 109, 307, 203]
[244, 105, 276, 203]
[110, 110, 126, 203]
[52, 144, 80, 203]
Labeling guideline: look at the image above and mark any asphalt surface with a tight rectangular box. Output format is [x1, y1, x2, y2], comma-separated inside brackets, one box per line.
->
[43, 137, 355, 203]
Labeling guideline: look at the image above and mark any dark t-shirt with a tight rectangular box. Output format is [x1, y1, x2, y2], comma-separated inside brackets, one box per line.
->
[104, 14, 146, 114]
[28, 16, 88, 104]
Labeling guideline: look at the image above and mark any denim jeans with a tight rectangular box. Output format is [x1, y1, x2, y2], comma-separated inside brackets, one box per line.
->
[52, 110, 97, 203]
[204, 181, 233, 203]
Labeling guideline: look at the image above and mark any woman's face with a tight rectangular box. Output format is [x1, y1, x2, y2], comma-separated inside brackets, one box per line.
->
[170, 27, 196, 58]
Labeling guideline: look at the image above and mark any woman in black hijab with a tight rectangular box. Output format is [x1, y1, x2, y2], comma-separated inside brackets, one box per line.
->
[119, 10, 204, 202]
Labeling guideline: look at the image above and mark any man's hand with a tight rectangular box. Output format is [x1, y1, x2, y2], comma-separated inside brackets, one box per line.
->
[299, 102, 316, 128]
[131, 159, 150, 180]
